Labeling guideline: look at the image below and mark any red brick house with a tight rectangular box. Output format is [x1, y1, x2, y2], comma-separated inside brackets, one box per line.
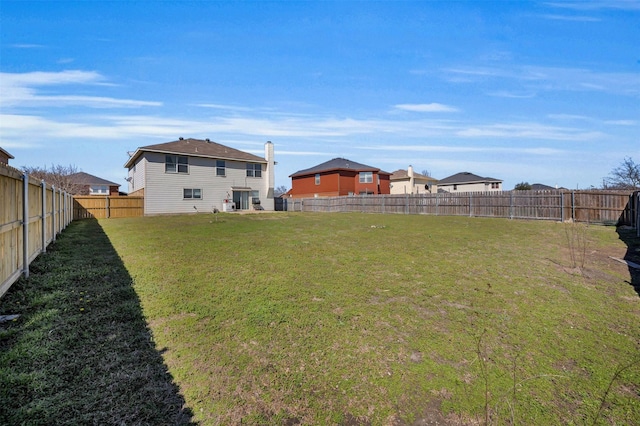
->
[288, 158, 391, 198]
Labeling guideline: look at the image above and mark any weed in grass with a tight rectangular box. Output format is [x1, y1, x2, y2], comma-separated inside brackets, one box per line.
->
[564, 221, 590, 271]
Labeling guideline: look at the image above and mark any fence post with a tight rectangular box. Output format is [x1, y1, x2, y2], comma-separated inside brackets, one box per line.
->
[636, 191, 639, 237]
[571, 191, 575, 222]
[52, 185, 57, 242]
[510, 191, 514, 220]
[106, 195, 110, 218]
[469, 193, 473, 217]
[41, 180, 46, 253]
[22, 173, 29, 278]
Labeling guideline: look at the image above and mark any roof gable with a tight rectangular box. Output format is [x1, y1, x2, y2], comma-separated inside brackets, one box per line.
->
[438, 172, 502, 185]
[290, 157, 390, 177]
[124, 138, 265, 168]
[69, 172, 120, 187]
[0, 147, 15, 160]
[390, 169, 437, 181]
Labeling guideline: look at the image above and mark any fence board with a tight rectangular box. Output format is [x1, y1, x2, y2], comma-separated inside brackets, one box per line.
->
[0, 164, 73, 298]
[73, 196, 144, 219]
[285, 190, 637, 227]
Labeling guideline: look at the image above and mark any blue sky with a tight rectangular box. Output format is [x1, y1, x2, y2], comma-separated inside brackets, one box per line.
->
[1, 1, 638, 191]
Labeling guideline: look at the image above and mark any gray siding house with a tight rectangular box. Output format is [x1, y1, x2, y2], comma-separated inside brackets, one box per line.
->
[438, 172, 502, 193]
[124, 138, 275, 214]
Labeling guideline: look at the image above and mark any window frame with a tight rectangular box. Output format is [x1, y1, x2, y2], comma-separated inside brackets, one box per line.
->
[246, 163, 262, 178]
[166, 155, 188, 174]
[216, 160, 226, 177]
[359, 171, 373, 184]
[315, 173, 321, 185]
[183, 188, 202, 199]
[90, 185, 108, 195]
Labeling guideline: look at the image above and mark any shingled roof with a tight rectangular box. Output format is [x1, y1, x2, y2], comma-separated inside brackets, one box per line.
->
[438, 172, 501, 185]
[290, 158, 390, 177]
[69, 172, 120, 187]
[124, 138, 265, 168]
[390, 169, 436, 181]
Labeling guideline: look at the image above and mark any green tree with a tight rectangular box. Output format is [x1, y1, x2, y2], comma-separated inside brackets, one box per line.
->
[514, 182, 532, 190]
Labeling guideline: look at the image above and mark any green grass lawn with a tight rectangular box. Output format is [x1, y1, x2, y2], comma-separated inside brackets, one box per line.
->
[2, 212, 639, 425]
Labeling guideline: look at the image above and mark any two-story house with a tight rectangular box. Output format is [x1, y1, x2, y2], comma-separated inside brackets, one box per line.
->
[437, 172, 502, 192]
[288, 158, 391, 198]
[390, 166, 438, 194]
[124, 138, 275, 214]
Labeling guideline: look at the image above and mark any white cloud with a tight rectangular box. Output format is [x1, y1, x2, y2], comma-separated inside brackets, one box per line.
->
[0, 70, 161, 109]
[444, 65, 640, 96]
[544, 1, 640, 11]
[360, 144, 564, 155]
[457, 122, 605, 141]
[540, 14, 601, 22]
[394, 103, 459, 113]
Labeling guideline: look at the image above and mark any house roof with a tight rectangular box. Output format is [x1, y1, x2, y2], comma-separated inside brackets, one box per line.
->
[290, 157, 391, 178]
[0, 147, 15, 160]
[390, 169, 437, 182]
[69, 172, 120, 187]
[530, 183, 558, 190]
[124, 138, 266, 169]
[438, 172, 502, 185]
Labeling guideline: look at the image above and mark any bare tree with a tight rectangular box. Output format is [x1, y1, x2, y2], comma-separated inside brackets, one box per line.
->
[21, 164, 84, 194]
[604, 157, 640, 190]
[274, 185, 288, 197]
[421, 169, 432, 177]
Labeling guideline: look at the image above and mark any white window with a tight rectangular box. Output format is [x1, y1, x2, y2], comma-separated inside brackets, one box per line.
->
[183, 188, 202, 199]
[359, 171, 373, 183]
[90, 185, 108, 195]
[246, 163, 262, 178]
[166, 155, 188, 173]
[216, 160, 225, 176]
[315, 173, 320, 185]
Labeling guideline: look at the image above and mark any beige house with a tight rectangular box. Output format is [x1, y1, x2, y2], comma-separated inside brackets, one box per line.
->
[390, 166, 438, 194]
[437, 172, 502, 192]
[124, 138, 275, 214]
[0, 147, 14, 165]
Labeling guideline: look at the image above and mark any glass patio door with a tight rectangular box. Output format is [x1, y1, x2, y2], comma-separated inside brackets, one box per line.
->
[232, 191, 249, 210]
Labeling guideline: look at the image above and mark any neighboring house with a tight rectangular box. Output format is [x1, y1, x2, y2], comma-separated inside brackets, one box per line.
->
[69, 172, 121, 196]
[438, 172, 502, 192]
[288, 158, 391, 198]
[390, 166, 438, 195]
[530, 183, 559, 191]
[124, 138, 275, 214]
[0, 147, 14, 165]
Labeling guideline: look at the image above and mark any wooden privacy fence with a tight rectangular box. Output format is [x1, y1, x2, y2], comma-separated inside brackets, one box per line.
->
[1, 164, 73, 298]
[73, 196, 144, 219]
[285, 190, 638, 227]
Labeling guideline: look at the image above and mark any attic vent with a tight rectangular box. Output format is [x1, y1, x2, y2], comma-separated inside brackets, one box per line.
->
[179, 137, 184, 140]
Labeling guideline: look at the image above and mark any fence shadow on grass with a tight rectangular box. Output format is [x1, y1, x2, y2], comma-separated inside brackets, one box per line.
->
[616, 225, 640, 297]
[0, 218, 195, 425]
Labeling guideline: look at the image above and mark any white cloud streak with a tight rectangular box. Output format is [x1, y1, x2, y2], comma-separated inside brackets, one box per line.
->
[0, 70, 161, 109]
[394, 103, 459, 113]
[443, 65, 640, 97]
